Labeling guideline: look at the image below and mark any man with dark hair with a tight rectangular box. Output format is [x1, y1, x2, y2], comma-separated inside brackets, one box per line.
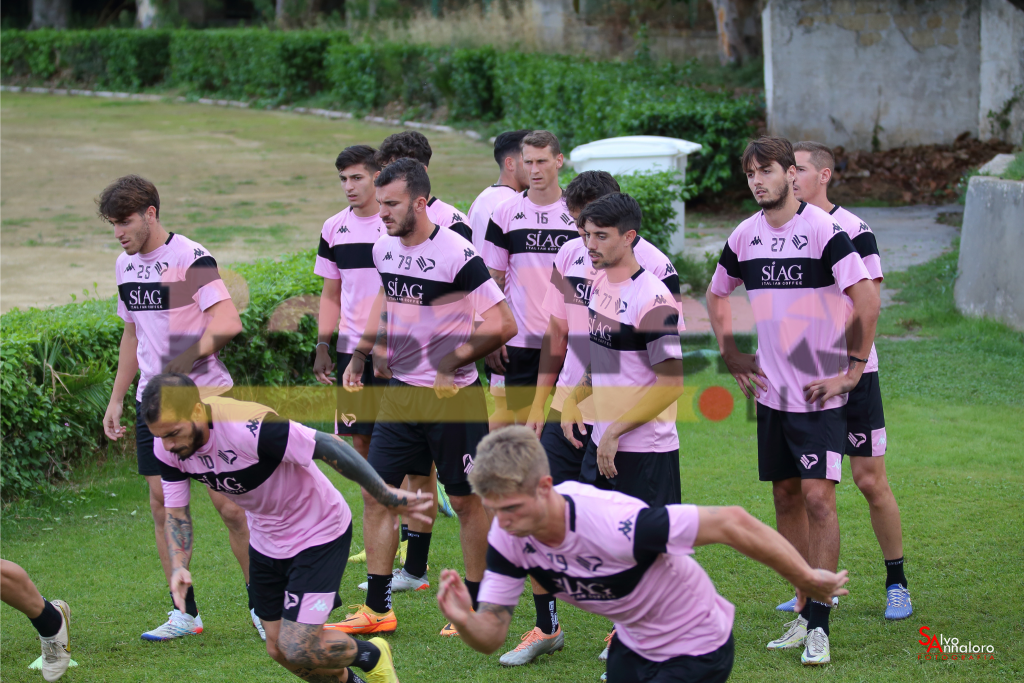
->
[376, 130, 472, 242]
[437, 427, 850, 683]
[335, 157, 518, 637]
[792, 140, 911, 621]
[706, 136, 880, 665]
[97, 175, 259, 642]
[141, 373, 431, 683]
[1, 560, 71, 681]
[562, 170, 622, 216]
[483, 130, 577, 426]
[562, 193, 685, 509]
[468, 130, 531, 432]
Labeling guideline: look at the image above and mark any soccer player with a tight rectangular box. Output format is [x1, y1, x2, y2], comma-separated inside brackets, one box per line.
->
[706, 136, 880, 665]
[1, 560, 71, 681]
[436, 426, 851, 682]
[561, 193, 685, 508]
[375, 130, 473, 242]
[97, 175, 259, 641]
[483, 130, 579, 425]
[468, 130, 531, 432]
[792, 140, 911, 620]
[141, 373, 430, 683]
[337, 158, 518, 637]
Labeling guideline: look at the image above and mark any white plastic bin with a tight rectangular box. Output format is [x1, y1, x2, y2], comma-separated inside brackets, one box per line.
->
[569, 135, 702, 253]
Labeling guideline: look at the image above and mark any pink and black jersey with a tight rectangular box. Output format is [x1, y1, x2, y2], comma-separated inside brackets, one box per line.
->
[543, 236, 682, 419]
[373, 226, 505, 388]
[479, 482, 734, 661]
[313, 207, 385, 354]
[468, 184, 519, 257]
[831, 205, 883, 374]
[588, 268, 683, 452]
[155, 396, 351, 559]
[709, 202, 871, 413]
[483, 191, 578, 349]
[425, 196, 473, 243]
[115, 233, 233, 401]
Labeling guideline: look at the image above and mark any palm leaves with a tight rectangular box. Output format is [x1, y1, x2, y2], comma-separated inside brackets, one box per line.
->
[31, 334, 113, 417]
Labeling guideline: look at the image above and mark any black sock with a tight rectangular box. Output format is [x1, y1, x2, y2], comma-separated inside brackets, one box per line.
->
[806, 600, 831, 636]
[403, 530, 432, 579]
[171, 586, 199, 618]
[885, 556, 907, 589]
[798, 599, 812, 621]
[400, 524, 408, 543]
[465, 580, 481, 611]
[347, 669, 367, 683]
[246, 583, 254, 610]
[533, 593, 558, 635]
[29, 600, 63, 638]
[352, 639, 381, 671]
[365, 574, 392, 614]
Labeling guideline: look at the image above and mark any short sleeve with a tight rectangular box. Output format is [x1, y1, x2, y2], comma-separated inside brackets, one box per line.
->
[256, 418, 315, 467]
[709, 240, 742, 298]
[315, 230, 341, 280]
[159, 460, 192, 508]
[483, 218, 510, 271]
[477, 543, 528, 606]
[542, 265, 568, 320]
[633, 504, 699, 563]
[117, 296, 135, 323]
[823, 232, 870, 293]
[455, 257, 506, 314]
[185, 256, 231, 311]
[851, 231, 883, 281]
[636, 290, 682, 366]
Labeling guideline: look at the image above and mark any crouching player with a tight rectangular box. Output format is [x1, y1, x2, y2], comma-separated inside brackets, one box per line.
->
[437, 427, 849, 682]
[142, 373, 433, 682]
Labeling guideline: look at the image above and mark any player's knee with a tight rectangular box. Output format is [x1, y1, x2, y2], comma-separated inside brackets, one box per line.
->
[265, 635, 287, 664]
[855, 473, 890, 503]
[771, 481, 803, 511]
[277, 633, 316, 668]
[448, 493, 481, 518]
[802, 488, 836, 521]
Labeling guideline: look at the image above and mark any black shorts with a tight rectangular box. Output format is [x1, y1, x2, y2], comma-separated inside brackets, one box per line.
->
[368, 378, 489, 497]
[845, 371, 887, 457]
[335, 353, 387, 437]
[756, 403, 846, 482]
[539, 409, 592, 485]
[607, 632, 734, 683]
[249, 524, 351, 625]
[581, 441, 681, 507]
[503, 346, 542, 411]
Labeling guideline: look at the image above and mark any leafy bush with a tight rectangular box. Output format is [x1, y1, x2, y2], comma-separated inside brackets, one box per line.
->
[324, 42, 447, 114]
[0, 28, 171, 91]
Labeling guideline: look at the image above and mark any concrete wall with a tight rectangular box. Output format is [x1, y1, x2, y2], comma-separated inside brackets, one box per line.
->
[979, 0, 1024, 143]
[764, 0, 982, 150]
[955, 175, 1024, 330]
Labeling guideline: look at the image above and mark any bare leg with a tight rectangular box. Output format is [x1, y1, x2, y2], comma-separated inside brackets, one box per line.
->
[0, 559, 46, 618]
[449, 494, 489, 582]
[511, 404, 532, 426]
[850, 457, 904, 559]
[145, 474, 173, 584]
[264, 619, 351, 682]
[801, 479, 841, 572]
[405, 471, 437, 534]
[350, 435, 370, 459]
[489, 395, 514, 432]
[771, 478, 810, 561]
[207, 489, 251, 583]
[362, 491, 400, 579]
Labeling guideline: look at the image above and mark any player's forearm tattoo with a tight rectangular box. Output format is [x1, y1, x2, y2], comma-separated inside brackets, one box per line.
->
[279, 621, 358, 676]
[375, 310, 388, 348]
[569, 364, 594, 404]
[478, 602, 515, 625]
[166, 506, 193, 568]
[312, 432, 407, 508]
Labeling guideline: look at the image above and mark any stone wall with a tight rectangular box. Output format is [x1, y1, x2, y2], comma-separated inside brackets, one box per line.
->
[979, 0, 1024, 144]
[764, 0, 982, 150]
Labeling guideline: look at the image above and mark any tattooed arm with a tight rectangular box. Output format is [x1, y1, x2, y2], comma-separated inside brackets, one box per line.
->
[312, 432, 432, 523]
[436, 569, 514, 654]
[371, 308, 392, 380]
[165, 505, 194, 612]
[559, 364, 593, 448]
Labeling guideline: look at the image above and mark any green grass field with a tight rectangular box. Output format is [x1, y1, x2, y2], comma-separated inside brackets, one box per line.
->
[2, 246, 1022, 681]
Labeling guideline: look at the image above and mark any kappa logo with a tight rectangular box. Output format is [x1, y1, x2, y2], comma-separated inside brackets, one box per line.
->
[875, 434, 887, 448]
[560, 213, 574, 225]
[309, 599, 330, 612]
[654, 294, 667, 305]
[246, 418, 260, 436]
[416, 256, 435, 272]
[340, 413, 357, 427]
[524, 542, 537, 554]
[576, 555, 604, 571]
[513, 212, 526, 221]
[216, 449, 238, 465]
[617, 519, 633, 540]
[283, 592, 299, 610]
[337, 225, 350, 234]
[664, 263, 676, 275]
[800, 453, 819, 469]
[832, 223, 843, 233]
[383, 251, 393, 261]
[453, 212, 465, 223]
[751, 236, 763, 246]
[193, 248, 205, 258]
[848, 432, 867, 448]
[792, 235, 809, 250]
[124, 263, 135, 273]
[828, 459, 841, 475]
[859, 222, 870, 232]
[463, 248, 475, 261]
[573, 256, 585, 266]
[462, 453, 475, 474]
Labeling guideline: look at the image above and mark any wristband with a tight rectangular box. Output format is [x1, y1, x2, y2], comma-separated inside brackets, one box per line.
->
[848, 355, 868, 365]
[352, 349, 368, 361]
[315, 341, 330, 351]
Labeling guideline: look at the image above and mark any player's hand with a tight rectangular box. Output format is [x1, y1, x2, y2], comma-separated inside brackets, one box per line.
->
[596, 432, 619, 478]
[103, 400, 126, 441]
[313, 346, 335, 385]
[381, 485, 434, 527]
[524, 404, 547, 438]
[372, 352, 392, 380]
[560, 397, 587, 448]
[803, 374, 858, 408]
[437, 569, 474, 629]
[434, 369, 459, 399]
[164, 347, 199, 375]
[722, 351, 767, 399]
[169, 567, 193, 613]
[342, 355, 366, 392]
[485, 345, 508, 374]
[794, 568, 850, 613]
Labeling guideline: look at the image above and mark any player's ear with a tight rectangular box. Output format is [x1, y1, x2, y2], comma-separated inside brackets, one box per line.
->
[821, 167, 832, 186]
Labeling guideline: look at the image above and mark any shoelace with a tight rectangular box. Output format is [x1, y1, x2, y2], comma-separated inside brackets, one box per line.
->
[888, 588, 911, 608]
[806, 628, 827, 655]
[779, 617, 806, 639]
[41, 638, 67, 662]
[604, 630, 615, 645]
[513, 629, 547, 651]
